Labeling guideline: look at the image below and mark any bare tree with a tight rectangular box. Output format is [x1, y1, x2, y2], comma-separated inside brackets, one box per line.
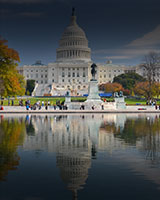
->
[140, 51, 160, 99]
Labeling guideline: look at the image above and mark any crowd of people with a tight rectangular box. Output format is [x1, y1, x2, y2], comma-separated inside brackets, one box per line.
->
[0, 98, 160, 111]
[23, 100, 68, 111]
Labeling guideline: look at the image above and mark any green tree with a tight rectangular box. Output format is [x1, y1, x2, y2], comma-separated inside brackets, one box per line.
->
[0, 37, 25, 97]
[113, 72, 145, 90]
[26, 79, 35, 96]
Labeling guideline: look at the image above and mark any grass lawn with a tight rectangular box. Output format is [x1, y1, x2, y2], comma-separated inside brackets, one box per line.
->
[1, 97, 64, 106]
[125, 98, 147, 105]
[1, 96, 159, 106]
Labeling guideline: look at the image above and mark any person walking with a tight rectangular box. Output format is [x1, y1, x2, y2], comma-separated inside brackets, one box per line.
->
[101, 103, 104, 110]
[45, 102, 48, 110]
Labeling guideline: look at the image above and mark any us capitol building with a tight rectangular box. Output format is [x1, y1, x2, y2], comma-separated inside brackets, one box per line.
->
[18, 8, 142, 96]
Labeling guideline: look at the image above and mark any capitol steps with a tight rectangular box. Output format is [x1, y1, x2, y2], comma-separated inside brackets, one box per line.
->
[32, 84, 53, 96]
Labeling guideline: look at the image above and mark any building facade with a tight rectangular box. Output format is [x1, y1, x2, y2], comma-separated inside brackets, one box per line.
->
[18, 9, 143, 96]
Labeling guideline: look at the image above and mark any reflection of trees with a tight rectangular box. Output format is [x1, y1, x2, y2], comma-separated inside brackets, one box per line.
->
[141, 117, 160, 163]
[0, 118, 25, 181]
[102, 115, 160, 163]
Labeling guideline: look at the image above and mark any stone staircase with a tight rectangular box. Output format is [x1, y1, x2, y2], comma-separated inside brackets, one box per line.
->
[32, 84, 53, 96]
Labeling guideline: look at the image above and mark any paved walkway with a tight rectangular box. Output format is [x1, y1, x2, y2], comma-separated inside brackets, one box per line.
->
[0, 106, 160, 113]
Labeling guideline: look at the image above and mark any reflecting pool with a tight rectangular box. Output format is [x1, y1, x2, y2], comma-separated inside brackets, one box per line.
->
[0, 113, 160, 200]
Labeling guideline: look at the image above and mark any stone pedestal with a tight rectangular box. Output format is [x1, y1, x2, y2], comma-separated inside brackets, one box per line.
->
[86, 80, 101, 101]
[65, 96, 71, 103]
[115, 97, 126, 109]
[85, 80, 103, 109]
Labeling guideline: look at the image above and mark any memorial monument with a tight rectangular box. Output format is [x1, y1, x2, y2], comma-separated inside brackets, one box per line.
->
[114, 91, 126, 109]
[85, 63, 103, 109]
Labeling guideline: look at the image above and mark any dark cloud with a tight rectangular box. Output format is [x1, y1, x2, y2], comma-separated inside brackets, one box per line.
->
[1, 0, 160, 65]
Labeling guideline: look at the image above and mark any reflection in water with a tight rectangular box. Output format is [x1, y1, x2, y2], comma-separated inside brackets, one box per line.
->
[0, 114, 160, 198]
[0, 116, 26, 181]
[22, 114, 101, 199]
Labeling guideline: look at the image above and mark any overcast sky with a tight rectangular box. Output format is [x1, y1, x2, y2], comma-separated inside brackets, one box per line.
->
[1, 0, 160, 66]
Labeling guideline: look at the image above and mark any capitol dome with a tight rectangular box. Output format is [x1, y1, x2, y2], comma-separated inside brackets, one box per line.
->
[56, 8, 91, 62]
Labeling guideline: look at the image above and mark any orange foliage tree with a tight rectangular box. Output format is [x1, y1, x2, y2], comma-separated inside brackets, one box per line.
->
[134, 82, 150, 99]
[0, 37, 25, 97]
[99, 82, 124, 93]
[134, 81, 160, 99]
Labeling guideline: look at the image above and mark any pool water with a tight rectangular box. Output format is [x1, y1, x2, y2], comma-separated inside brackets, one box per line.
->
[0, 114, 160, 200]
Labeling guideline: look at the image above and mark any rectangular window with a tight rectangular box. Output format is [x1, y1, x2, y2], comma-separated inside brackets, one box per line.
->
[52, 79, 54, 82]
[45, 74, 47, 78]
[77, 73, 79, 77]
[62, 72, 65, 77]
[68, 72, 70, 77]
[52, 73, 54, 76]
[73, 72, 75, 77]
[41, 75, 43, 78]
[83, 72, 85, 77]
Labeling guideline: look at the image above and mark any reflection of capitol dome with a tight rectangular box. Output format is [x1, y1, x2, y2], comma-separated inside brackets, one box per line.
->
[57, 153, 91, 200]
[55, 116, 93, 199]
[56, 8, 91, 62]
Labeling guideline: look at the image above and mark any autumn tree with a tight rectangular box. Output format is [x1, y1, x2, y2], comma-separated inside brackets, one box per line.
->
[152, 82, 160, 98]
[140, 51, 160, 99]
[134, 82, 150, 99]
[99, 82, 124, 93]
[0, 78, 5, 96]
[0, 37, 25, 97]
